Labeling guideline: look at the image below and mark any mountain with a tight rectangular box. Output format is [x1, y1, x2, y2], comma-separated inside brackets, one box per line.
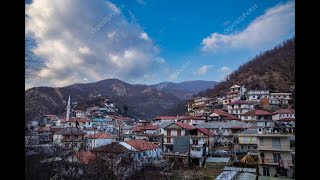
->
[25, 79, 217, 122]
[151, 80, 218, 99]
[197, 38, 295, 102]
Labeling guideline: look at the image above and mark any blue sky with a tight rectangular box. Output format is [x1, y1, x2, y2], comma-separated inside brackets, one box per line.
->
[25, 0, 295, 88]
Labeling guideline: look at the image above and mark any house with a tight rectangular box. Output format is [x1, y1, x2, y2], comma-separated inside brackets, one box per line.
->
[272, 109, 295, 121]
[256, 133, 294, 178]
[61, 117, 92, 130]
[269, 93, 292, 105]
[274, 118, 295, 134]
[196, 122, 250, 146]
[208, 109, 241, 122]
[222, 97, 236, 106]
[256, 118, 275, 135]
[90, 140, 162, 178]
[53, 127, 85, 151]
[187, 97, 213, 111]
[73, 110, 86, 118]
[245, 90, 270, 103]
[153, 116, 179, 124]
[162, 122, 195, 153]
[227, 100, 254, 118]
[241, 109, 273, 122]
[84, 132, 117, 149]
[237, 128, 258, 155]
[141, 124, 159, 134]
[176, 116, 206, 126]
[189, 128, 215, 167]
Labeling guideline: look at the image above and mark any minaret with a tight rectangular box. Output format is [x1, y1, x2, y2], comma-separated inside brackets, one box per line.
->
[66, 95, 71, 121]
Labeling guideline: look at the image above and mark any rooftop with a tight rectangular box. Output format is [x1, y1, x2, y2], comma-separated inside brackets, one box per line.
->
[125, 139, 158, 151]
[243, 109, 272, 116]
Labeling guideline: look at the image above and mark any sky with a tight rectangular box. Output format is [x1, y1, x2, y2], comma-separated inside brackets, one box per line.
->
[25, 0, 295, 88]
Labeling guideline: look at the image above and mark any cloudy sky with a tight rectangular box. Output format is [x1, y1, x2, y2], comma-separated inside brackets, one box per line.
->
[25, 0, 295, 88]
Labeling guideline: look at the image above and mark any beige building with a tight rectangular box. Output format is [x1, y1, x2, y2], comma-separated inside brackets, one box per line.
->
[256, 133, 294, 178]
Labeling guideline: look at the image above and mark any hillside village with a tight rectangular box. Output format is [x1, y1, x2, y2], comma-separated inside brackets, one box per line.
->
[25, 84, 295, 179]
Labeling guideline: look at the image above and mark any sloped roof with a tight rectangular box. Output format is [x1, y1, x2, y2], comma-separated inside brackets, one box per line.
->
[74, 151, 97, 164]
[154, 116, 179, 120]
[177, 116, 203, 120]
[55, 127, 85, 135]
[243, 109, 272, 116]
[273, 109, 295, 114]
[175, 122, 195, 130]
[125, 140, 158, 151]
[229, 100, 253, 105]
[132, 126, 142, 132]
[196, 122, 250, 129]
[85, 132, 115, 139]
[91, 142, 132, 153]
[197, 128, 215, 136]
[143, 124, 159, 130]
[278, 118, 295, 122]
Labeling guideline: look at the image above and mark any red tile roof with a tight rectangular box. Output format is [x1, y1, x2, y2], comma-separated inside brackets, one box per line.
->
[143, 124, 159, 130]
[210, 109, 230, 117]
[132, 126, 142, 132]
[278, 118, 295, 122]
[273, 109, 295, 114]
[74, 151, 97, 164]
[175, 122, 195, 130]
[223, 115, 241, 121]
[36, 126, 50, 132]
[243, 109, 272, 116]
[228, 100, 253, 105]
[177, 116, 204, 120]
[226, 91, 239, 95]
[154, 116, 179, 120]
[125, 140, 158, 151]
[197, 128, 215, 136]
[85, 132, 115, 139]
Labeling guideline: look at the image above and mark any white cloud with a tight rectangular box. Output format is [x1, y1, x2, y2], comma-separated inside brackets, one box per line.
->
[194, 65, 213, 75]
[218, 66, 232, 74]
[25, 0, 165, 87]
[83, 78, 88, 81]
[201, 1, 295, 52]
[139, 32, 150, 41]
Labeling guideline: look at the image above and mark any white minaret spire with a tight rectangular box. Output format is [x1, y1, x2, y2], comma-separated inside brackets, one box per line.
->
[66, 94, 71, 121]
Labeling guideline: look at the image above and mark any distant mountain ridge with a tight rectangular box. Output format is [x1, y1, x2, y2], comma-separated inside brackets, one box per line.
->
[25, 79, 218, 121]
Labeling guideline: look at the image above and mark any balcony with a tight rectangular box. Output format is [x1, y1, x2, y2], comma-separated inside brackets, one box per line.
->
[191, 144, 203, 148]
[258, 159, 293, 166]
[257, 145, 291, 151]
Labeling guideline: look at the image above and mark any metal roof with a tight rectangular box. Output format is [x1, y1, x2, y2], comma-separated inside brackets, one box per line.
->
[223, 166, 256, 173]
[206, 157, 230, 163]
[196, 122, 250, 129]
[216, 171, 238, 180]
[236, 172, 256, 180]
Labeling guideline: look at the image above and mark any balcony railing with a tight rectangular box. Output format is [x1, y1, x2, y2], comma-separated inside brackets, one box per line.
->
[259, 159, 293, 166]
[257, 144, 290, 151]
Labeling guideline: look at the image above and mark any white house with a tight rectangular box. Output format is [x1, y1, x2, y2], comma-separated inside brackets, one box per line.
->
[245, 90, 270, 103]
[269, 93, 292, 105]
[177, 116, 206, 126]
[153, 116, 179, 124]
[272, 109, 295, 121]
[85, 132, 116, 149]
[241, 109, 273, 122]
[227, 100, 254, 118]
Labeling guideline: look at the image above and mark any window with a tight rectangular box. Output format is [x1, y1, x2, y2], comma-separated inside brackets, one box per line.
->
[263, 167, 270, 176]
[244, 116, 248, 119]
[272, 138, 281, 149]
[69, 123, 71, 126]
[259, 137, 263, 145]
[65, 143, 69, 148]
[253, 145, 257, 149]
[177, 130, 181, 136]
[273, 153, 281, 163]
[240, 146, 244, 150]
[193, 139, 198, 145]
[73, 143, 78, 147]
[167, 130, 171, 136]
[167, 137, 171, 143]
[75, 135, 78, 139]
[88, 122, 90, 125]
[247, 145, 251, 150]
